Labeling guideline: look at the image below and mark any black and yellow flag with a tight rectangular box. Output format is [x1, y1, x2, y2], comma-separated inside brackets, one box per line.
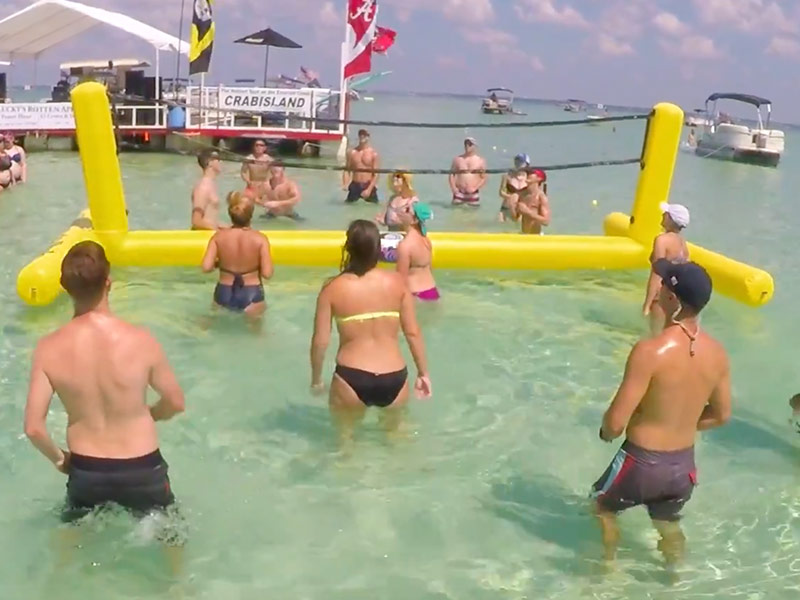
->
[189, 0, 214, 75]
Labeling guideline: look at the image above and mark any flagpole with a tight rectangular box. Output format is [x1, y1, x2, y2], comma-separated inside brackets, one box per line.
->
[337, 2, 349, 162]
[175, 0, 187, 88]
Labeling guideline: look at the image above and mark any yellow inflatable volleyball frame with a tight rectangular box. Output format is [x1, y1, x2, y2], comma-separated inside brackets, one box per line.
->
[18, 82, 774, 307]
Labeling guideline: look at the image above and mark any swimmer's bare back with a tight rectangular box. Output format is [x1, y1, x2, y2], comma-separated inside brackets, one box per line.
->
[27, 312, 185, 460]
[212, 228, 272, 286]
[604, 324, 731, 452]
[650, 232, 689, 264]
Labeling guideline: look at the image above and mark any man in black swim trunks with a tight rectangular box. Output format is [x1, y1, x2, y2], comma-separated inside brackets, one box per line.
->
[24, 242, 185, 532]
[592, 261, 731, 566]
[343, 128, 380, 203]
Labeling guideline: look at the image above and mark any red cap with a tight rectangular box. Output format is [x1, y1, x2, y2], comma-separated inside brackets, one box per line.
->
[531, 168, 546, 182]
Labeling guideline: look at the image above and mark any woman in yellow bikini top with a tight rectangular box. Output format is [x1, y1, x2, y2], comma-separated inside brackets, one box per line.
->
[310, 220, 432, 439]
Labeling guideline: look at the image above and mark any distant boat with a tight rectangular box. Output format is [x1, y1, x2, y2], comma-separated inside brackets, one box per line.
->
[586, 103, 609, 125]
[563, 99, 585, 112]
[481, 87, 514, 115]
[685, 108, 712, 127]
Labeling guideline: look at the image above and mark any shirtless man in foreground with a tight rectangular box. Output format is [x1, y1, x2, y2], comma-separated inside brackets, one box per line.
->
[191, 148, 223, 230]
[449, 137, 487, 206]
[24, 241, 185, 529]
[592, 260, 730, 567]
[260, 161, 302, 220]
[241, 139, 273, 202]
[516, 168, 551, 235]
[343, 129, 380, 203]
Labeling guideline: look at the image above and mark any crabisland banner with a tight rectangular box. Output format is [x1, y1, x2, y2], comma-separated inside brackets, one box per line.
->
[190, 0, 215, 75]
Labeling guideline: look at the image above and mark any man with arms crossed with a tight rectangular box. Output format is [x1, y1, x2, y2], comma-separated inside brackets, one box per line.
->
[241, 139, 273, 202]
[191, 149, 223, 230]
[24, 241, 185, 526]
[449, 137, 487, 206]
[343, 129, 380, 203]
[259, 161, 303, 220]
[592, 260, 730, 567]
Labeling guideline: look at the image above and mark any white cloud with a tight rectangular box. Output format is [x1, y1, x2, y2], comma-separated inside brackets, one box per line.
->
[436, 55, 466, 69]
[442, 0, 494, 24]
[459, 26, 544, 70]
[652, 12, 690, 37]
[661, 34, 723, 59]
[461, 27, 516, 48]
[596, 33, 634, 56]
[692, 0, 797, 34]
[597, 0, 656, 40]
[319, 2, 341, 28]
[383, 0, 494, 25]
[514, 0, 589, 28]
[529, 56, 545, 71]
[766, 36, 800, 58]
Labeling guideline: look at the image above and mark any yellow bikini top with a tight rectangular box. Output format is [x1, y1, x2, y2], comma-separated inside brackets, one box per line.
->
[337, 311, 400, 324]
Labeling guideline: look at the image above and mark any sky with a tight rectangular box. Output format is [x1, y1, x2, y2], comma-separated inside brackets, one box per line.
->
[0, 0, 799, 121]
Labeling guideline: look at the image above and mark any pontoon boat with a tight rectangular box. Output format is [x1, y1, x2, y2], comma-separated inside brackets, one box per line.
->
[695, 93, 784, 167]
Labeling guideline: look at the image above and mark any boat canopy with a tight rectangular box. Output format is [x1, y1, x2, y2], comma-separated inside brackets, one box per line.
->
[59, 58, 151, 71]
[487, 87, 513, 94]
[706, 93, 771, 107]
[0, 0, 188, 58]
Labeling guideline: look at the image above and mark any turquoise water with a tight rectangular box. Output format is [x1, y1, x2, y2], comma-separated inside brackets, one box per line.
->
[1, 94, 799, 599]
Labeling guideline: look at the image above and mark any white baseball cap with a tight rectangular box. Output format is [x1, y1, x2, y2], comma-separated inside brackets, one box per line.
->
[660, 202, 690, 228]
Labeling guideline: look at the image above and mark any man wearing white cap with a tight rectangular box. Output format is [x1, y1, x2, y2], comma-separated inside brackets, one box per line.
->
[642, 202, 691, 334]
[449, 137, 487, 206]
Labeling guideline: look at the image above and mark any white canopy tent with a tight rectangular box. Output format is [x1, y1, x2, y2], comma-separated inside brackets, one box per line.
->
[0, 0, 189, 98]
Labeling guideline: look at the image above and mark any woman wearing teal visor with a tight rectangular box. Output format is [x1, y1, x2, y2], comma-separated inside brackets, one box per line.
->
[396, 202, 439, 301]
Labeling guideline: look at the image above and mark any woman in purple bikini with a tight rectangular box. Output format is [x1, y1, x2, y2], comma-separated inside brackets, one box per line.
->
[396, 202, 439, 301]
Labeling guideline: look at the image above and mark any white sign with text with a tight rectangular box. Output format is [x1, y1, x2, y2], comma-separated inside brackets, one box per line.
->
[0, 103, 75, 130]
[216, 87, 316, 117]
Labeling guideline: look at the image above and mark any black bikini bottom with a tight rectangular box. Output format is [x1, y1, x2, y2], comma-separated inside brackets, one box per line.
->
[335, 364, 408, 407]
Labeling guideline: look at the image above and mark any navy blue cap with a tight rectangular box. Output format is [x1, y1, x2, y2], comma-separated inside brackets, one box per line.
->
[653, 259, 712, 312]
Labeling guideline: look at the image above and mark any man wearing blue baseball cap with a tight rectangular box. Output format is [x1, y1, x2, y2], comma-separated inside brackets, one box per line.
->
[592, 260, 731, 566]
[497, 153, 530, 222]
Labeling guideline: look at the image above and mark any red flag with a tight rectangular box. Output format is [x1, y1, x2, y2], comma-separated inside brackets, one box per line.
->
[372, 26, 396, 55]
[344, 0, 378, 80]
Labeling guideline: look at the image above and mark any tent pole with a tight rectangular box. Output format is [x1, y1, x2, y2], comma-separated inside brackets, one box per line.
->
[263, 45, 270, 87]
[155, 49, 160, 101]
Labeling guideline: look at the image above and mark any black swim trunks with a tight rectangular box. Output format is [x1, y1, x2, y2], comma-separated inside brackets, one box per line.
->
[63, 450, 175, 522]
[346, 181, 379, 204]
[591, 440, 697, 522]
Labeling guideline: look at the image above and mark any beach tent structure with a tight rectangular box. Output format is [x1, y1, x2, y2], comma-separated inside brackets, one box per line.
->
[234, 28, 303, 87]
[0, 0, 188, 97]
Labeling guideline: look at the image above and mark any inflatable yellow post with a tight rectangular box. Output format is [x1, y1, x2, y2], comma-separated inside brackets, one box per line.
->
[628, 102, 683, 245]
[71, 82, 128, 234]
[16, 82, 126, 306]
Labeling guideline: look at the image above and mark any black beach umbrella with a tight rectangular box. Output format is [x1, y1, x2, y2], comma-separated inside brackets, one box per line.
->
[234, 28, 303, 87]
